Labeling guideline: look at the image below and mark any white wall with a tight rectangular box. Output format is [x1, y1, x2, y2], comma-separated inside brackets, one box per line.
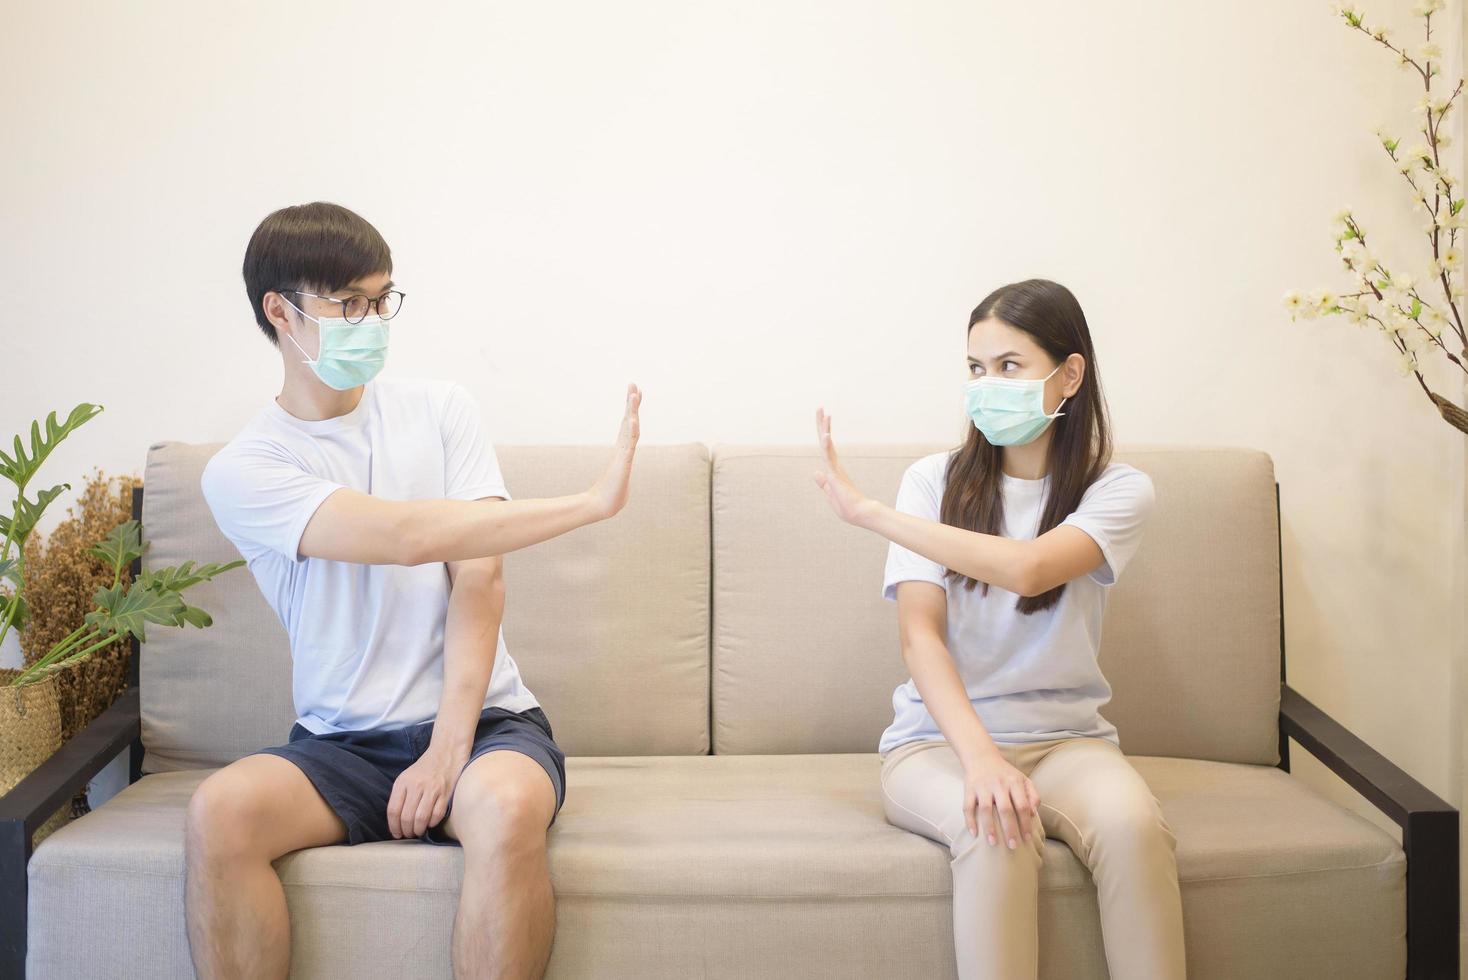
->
[3, 0, 1464, 903]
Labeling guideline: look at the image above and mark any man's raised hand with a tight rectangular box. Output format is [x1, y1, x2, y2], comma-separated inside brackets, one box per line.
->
[589, 383, 641, 520]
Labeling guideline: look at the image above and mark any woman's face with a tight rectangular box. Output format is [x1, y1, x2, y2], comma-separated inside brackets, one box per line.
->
[966, 316, 1080, 417]
[966, 316, 1057, 381]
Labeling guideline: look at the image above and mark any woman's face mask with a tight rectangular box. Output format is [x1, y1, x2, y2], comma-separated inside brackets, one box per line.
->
[963, 363, 1067, 446]
[282, 296, 389, 391]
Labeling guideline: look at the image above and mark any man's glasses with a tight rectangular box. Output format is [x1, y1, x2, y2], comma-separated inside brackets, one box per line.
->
[283, 288, 406, 323]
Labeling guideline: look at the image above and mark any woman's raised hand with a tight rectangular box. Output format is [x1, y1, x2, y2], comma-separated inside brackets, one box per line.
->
[813, 408, 874, 526]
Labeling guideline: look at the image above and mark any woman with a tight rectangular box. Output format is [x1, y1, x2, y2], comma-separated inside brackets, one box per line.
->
[813, 279, 1186, 979]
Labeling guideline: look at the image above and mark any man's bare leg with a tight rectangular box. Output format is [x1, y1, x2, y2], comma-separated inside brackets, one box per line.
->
[440, 750, 558, 980]
[184, 753, 348, 979]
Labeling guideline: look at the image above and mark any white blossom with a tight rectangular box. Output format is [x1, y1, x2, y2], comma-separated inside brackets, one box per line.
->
[1423, 307, 1448, 336]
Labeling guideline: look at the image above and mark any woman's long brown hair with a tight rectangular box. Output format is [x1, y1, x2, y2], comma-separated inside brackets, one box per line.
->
[940, 278, 1112, 614]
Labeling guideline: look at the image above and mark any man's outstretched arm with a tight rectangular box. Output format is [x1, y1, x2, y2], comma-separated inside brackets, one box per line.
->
[298, 384, 642, 566]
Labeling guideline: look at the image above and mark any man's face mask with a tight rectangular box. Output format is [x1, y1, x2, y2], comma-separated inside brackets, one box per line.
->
[282, 295, 389, 390]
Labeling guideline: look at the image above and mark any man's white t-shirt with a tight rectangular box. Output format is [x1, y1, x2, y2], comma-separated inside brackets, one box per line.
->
[878, 450, 1156, 755]
[200, 376, 540, 736]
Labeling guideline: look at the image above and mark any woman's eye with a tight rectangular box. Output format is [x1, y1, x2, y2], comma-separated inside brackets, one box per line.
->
[1003, 361, 1019, 372]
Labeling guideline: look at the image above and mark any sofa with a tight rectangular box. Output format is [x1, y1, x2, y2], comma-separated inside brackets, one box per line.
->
[3, 442, 1458, 978]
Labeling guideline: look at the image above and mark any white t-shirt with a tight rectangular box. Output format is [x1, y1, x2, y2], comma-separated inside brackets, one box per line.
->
[878, 450, 1156, 755]
[200, 376, 540, 736]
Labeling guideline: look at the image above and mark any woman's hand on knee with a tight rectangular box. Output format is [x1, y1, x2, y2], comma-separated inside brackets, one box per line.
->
[963, 752, 1041, 850]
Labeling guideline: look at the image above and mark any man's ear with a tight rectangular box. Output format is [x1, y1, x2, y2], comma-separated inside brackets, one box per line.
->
[264, 291, 297, 341]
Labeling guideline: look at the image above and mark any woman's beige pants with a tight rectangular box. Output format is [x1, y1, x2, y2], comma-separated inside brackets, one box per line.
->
[880, 736, 1187, 980]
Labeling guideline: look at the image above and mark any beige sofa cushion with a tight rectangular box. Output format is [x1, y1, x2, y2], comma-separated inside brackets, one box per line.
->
[28, 755, 1402, 979]
[711, 445, 1283, 764]
[139, 442, 711, 771]
[495, 445, 710, 756]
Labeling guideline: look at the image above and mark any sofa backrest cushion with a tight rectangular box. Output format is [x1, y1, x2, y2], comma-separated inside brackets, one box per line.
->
[139, 441, 711, 771]
[709, 445, 1282, 765]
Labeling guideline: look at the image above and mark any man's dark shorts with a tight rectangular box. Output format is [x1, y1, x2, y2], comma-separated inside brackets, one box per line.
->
[252, 705, 566, 846]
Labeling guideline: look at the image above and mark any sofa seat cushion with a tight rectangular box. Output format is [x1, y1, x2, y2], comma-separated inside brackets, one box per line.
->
[28, 753, 1403, 979]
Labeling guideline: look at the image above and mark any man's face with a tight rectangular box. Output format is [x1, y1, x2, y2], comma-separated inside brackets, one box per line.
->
[291, 271, 396, 323]
[267, 270, 395, 353]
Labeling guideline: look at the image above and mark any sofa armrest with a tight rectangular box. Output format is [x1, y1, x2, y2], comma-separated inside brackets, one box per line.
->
[1279, 682, 1458, 980]
[0, 683, 142, 975]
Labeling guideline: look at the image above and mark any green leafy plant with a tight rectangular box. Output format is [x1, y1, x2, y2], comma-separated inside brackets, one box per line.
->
[0, 404, 242, 687]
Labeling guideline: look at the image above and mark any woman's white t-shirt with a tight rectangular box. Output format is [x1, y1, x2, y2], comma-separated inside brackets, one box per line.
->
[200, 376, 540, 736]
[878, 450, 1156, 755]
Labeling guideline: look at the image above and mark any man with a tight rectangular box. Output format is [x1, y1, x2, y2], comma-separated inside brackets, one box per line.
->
[192, 201, 642, 979]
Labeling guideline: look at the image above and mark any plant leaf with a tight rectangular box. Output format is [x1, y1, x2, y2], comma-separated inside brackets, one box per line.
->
[88, 520, 144, 576]
[0, 403, 103, 491]
[0, 483, 71, 549]
[1, 592, 28, 632]
[0, 557, 19, 588]
[139, 558, 244, 595]
[177, 605, 213, 629]
[84, 581, 185, 643]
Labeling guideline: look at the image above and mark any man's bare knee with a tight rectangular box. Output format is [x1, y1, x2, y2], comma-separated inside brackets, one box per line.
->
[186, 756, 344, 866]
[187, 772, 273, 866]
[448, 755, 554, 849]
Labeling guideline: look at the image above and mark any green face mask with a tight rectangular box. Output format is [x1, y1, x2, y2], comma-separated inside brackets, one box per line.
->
[963, 363, 1067, 446]
[283, 297, 389, 391]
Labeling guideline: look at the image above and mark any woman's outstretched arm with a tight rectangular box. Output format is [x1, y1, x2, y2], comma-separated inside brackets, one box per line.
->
[811, 408, 1105, 595]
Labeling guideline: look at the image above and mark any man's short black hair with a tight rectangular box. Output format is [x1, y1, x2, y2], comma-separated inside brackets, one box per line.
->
[242, 202, 393, 346]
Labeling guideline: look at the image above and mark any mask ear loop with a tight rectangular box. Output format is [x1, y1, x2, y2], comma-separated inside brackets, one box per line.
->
[280, 295, 321, 366]
[1045, 363, 1068, 418]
